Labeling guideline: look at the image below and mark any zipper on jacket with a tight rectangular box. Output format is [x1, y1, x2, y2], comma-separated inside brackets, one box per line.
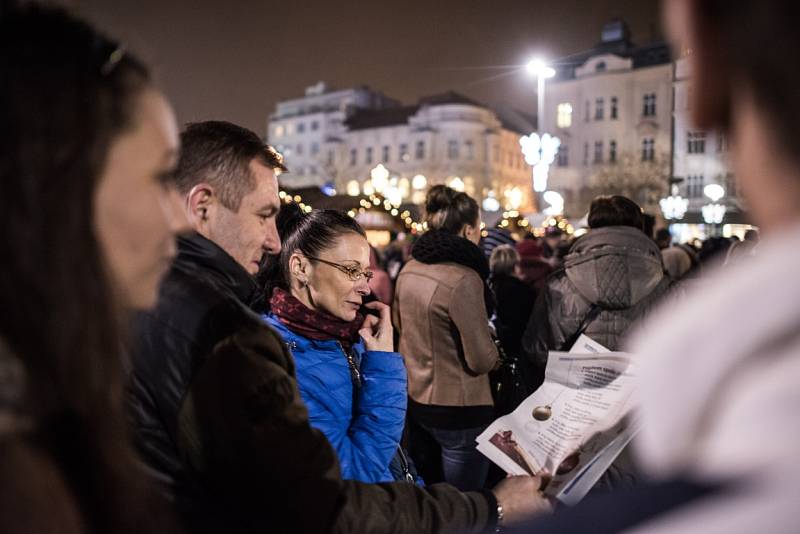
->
[336, 341, 362, 389]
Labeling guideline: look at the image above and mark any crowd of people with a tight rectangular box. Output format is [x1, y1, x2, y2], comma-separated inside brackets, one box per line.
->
[1, 1, 798, 533]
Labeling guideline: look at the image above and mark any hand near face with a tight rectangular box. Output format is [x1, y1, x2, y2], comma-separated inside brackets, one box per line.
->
[359, 301, 394, 352]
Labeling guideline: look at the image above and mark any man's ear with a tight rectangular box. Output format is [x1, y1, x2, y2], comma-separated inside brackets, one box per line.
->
[186, 183, 215, 232]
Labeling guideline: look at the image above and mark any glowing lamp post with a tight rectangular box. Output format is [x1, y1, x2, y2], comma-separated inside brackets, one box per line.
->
[520, 132, 561, 193]
[702, 184, 726, 233]
[370, 164, 389, 193]
[659, 185, 689, 220]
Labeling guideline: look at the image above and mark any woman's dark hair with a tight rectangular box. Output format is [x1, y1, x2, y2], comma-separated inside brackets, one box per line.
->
[260, 205, 367, 298]
[424, 184, 480, 235]
[694, 1, 800, 161]
[0, 5, 172, 531]
[587, 195, 644, 230]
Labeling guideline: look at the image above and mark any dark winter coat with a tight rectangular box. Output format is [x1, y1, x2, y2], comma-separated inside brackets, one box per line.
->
[522, 226, 671, 387]
[489, 273, 536, 358]
[127, 232, 496, 534]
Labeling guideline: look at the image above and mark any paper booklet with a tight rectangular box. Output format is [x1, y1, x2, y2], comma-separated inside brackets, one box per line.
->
[476, 334, 639, 505]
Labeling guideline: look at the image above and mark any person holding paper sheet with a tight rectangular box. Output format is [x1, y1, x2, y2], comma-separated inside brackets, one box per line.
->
[514, 1, 800, 532]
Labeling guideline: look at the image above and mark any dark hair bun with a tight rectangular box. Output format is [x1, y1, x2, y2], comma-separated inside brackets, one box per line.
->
[425, 184, 458, 215]
[276, 202, 305, 242]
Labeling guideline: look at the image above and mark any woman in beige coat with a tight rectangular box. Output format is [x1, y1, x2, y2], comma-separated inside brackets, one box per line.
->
[393, 185, 499, 490]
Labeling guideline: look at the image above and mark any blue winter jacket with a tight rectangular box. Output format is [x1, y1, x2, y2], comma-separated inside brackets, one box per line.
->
[263, 314, 408, 483]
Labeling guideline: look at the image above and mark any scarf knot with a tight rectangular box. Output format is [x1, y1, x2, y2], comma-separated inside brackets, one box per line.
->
[269, 288, 363, 350]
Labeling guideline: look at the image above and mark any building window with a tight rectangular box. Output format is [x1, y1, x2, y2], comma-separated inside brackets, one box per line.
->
[400, 143, 409, 162]
[493, 144, 500, 163]
[297, 122, 306, 134]
[327, 150, 333, 165]
[717, 134, 728, 153]
[595, 61, 606, 73]
[365, 146, 373, 164]
[311, 142, 319, 156]
[583, 142, 589, 166]
[296, 143, 304, 156]
[593, 141, 603, 163]
[725, 172, 737, 198]
[643, 93, 657, 117]
[273, 124, 284, 137]
[448, 140, 459, 159]
[609, 140, 617, 163]
[286, 123, 294, 135]
[350, 148, 357, 166]
[610, 97, 618, 120]
[585, 100, 590, 122]
[595, 98, 604, 120]
[309, 165, 318, 175]
[382, 145, 390, 162]
[310, 121, 319, 131]
[641, 138, 655, 161]
[556, 103, 573, 128]
[686, 174, 705, 198]
[415, 140, 425, 160]
[465, 140, 474, 160]
[557, 145, 569, 167]
[688, 131, 707, 154]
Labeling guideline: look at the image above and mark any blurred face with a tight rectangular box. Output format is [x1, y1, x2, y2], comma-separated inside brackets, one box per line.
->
[94, 89, 186, 309]
[462, 215, 482, 245]
[293, 232, 371, 321]
[204, 160, 281, 274]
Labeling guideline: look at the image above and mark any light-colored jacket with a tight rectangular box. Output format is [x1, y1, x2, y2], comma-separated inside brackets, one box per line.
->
[628, 223, 800, 533]
[393, 259, 499, 407]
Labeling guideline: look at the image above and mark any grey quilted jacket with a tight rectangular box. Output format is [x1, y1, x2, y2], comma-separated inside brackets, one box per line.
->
[522, 226, 671, 373]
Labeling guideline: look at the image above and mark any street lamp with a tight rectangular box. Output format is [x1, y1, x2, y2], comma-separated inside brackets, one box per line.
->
[526, 58, 556, 132]
[523, 58, 560, 211]
[702, 184, 726, 231]
[660, 185, 689, 220]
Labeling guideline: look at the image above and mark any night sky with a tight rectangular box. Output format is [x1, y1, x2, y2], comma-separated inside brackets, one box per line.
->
[73, 0, 662, 136]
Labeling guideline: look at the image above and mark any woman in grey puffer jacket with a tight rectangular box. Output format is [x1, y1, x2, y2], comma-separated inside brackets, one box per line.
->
[522, 196, 671, 391]
[521, 196, 671, 492]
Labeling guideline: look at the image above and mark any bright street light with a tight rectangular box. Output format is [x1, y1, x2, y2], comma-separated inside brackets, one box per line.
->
[526, 58, 556, 79]
[704, 183, 725, 202]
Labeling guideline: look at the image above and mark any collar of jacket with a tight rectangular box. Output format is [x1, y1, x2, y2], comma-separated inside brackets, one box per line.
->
[411, 229, 490, 280]
[263, 313, 366, 357]
[175, 232, 259, 308]
[567, 225, 662, 260]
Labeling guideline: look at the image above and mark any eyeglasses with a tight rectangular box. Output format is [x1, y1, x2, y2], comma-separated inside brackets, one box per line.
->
[306, 256, 374, 282]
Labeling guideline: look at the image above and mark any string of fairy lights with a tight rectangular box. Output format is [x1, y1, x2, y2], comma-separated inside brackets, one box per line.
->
[279, 190, 576, 238]
[279, 190, 424, 234]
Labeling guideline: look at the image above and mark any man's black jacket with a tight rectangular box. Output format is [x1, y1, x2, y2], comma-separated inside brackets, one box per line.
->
[127, 232, 495, 533]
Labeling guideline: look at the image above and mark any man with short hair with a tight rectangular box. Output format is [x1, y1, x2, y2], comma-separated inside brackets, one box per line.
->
[127, 120, 548, 533]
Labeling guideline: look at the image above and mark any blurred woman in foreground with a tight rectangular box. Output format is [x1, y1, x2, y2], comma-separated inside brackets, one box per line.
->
[0, 5, 185, 532]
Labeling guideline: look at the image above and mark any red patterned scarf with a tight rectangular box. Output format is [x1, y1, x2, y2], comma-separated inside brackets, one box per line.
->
[270, 287, 364, 350]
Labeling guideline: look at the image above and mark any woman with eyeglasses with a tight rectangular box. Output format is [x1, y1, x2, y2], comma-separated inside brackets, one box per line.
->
[261, 208, 409, 483]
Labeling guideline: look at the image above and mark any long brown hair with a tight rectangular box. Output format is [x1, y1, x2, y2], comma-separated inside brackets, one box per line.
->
[0, 5, 174, 532]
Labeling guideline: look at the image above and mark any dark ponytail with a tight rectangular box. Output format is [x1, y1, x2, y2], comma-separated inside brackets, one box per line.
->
[424, 184, 480, 235]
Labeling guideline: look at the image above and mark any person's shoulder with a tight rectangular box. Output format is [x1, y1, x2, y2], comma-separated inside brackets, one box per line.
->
[0, 437, 84, 533]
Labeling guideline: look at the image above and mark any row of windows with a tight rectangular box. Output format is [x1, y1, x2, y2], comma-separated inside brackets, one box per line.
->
[349, 141, 427, 166]
[571, 93, 657, 125]
[273, 120, 321, 138]
[347, 141, 526, 168]
[558, 137, 657, 167]
[685, 174, 737, 199]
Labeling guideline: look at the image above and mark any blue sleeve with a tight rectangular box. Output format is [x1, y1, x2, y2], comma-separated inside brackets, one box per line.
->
[298, 350, 407, 483]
